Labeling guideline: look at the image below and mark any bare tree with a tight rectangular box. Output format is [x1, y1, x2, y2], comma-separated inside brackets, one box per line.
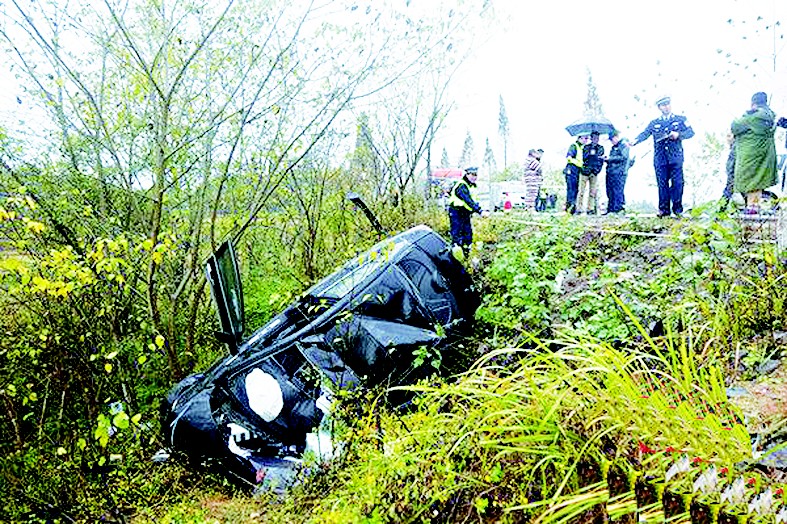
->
[0, 0, 490, 379]
[498, 94, 510, 168]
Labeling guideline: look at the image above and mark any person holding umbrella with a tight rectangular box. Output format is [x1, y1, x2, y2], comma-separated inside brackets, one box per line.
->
[564, 132, 590, 214]
[630, 96, 695, 217]
[577, 131, 605, 214]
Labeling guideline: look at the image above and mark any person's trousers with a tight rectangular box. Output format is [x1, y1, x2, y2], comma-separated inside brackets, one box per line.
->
[449, 207, 473, 248]
[576, 174, 598, 213]
[606, 171, 627, 212]
[655, 162, 684, 215]
[721, 147, 736, 201]
[565, 167, 579, 213]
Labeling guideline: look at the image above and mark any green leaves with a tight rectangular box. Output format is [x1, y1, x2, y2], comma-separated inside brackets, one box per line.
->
[94, 414, 112, 448]
[112, 412, 130, 430]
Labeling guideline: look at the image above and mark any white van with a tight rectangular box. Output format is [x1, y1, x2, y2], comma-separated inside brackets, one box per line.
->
[489, 181, 529, 210]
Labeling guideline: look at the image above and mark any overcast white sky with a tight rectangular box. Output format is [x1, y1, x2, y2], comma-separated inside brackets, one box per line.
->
[437, 0, 787, 207]
[1, 0, 786, 208]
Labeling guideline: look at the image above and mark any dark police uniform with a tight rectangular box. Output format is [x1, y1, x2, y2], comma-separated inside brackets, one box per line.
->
[605, 138, 631, 213]
[448, 174, 482, 255]
[632, 113, 695, 216]
[563, 139, 584, 213]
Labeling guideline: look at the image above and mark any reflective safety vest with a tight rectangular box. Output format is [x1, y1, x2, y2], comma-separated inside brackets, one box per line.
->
[448, 179, 474, 211]
[567, 142, 583, 168]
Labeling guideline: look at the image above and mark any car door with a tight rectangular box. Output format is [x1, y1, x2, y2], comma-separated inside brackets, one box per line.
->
[206, 240, 245, 354]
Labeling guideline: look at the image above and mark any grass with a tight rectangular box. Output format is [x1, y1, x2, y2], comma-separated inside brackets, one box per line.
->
[118, 214, 787, 521]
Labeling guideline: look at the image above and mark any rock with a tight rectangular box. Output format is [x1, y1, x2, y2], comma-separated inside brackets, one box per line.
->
[757, 359, 782, 375]
[726, 386, 751, 398]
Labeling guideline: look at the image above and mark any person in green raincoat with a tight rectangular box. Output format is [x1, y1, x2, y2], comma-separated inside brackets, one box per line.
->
[731, 91, 777, 213]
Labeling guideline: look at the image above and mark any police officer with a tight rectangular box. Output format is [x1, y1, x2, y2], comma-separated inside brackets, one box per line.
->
[448, 166, 484, 259]
[630, 96, 695, 217]
[604, 129, 631, 214]
[564, 132, 591, 214]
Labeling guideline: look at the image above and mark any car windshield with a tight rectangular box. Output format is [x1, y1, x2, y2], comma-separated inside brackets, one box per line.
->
[310, 238, 409, 300]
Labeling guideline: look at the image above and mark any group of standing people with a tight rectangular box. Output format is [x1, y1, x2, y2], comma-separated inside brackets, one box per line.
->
[564, 92, 785, 218]
[447, 91, 784, 262]
[564, 128, 632, 215]
[562, 96, 696, 217]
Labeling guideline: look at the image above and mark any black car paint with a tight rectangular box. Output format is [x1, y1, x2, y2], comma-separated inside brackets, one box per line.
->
[161, 225, 478, 487]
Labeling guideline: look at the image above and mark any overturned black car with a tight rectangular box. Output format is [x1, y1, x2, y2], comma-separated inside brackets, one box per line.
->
[161, 225, 479, 487]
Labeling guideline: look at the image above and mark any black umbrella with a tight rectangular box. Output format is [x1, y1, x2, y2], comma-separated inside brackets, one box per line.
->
[565, 116, 615, 137]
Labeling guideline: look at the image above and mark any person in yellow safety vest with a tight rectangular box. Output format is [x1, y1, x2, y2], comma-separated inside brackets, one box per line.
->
[448, 166, 483, 259]
[564, 132, 590, 214]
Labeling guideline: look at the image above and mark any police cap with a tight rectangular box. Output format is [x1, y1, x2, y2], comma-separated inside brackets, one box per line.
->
[464, 166, 479, 175]
[656, 96, 671, 106]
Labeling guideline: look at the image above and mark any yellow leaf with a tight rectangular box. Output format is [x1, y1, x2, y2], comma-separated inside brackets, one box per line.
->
[104, 363, 113, 373]
[105, 351, 118, 360]
[56, 447, 67, 456]
[77, 438, 87, 450]
[26, 221, 45, 234]
[131, 413, 142, 425]
[155, 334, 165, 348]
[137, 355, 147, 365]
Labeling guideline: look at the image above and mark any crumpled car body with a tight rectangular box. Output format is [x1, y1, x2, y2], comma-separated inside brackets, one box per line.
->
[161, 225, 479, 487]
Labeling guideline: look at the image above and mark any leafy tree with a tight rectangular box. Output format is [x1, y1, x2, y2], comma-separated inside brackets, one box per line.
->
[0, 0, 488, 379]
[483, 137, 497, 174]
[686, 131, 726, 208]
[0, 0, 492, 515]
[498, 94, 510, 168]
[583, 67, 605, 117]
[0, 0, 496, 519]
[459, 130, 475, 167]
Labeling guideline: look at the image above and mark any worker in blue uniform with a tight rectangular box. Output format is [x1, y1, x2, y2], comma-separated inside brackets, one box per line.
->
[630, 96, 695, 217]
[448, 166, 483, 259]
